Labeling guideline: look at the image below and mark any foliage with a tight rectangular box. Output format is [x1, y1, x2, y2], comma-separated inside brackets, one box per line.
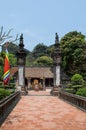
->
[9, 53, 17, 66]
[2, 42, 18, 54]
[1, 41, 54, 67]
[64, 85, 83, 94]
[76, 88, 86, 97]
[66, 74, 85, 94]
[64, 88, 74, 93]
[60, 31, 86, 76]
[33, 56, 53, 66]
[0, 88, 11, 100]
[46, 45, 54, 57]
[0, 66, 3, 80]
[32, 43, 48, 59]
[71, 85, 83, 94]
[26, 52, 35, 66]
[71, 74, 84, 85]
[2, 42, 30, 55]
[9, 82, 16, 88]
[26, 44, 54, 66]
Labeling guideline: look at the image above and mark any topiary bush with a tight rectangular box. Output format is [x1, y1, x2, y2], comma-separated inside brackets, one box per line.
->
[71, 74, 84, 85]
[67, 74, 85, 94]
[76, 88, 86, 97]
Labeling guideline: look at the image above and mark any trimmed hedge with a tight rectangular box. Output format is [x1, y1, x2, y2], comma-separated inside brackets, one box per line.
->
[71, 74, 84, 85]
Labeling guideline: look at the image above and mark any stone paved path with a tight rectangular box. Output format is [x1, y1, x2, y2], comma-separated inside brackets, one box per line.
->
[0, 90, 86, 130]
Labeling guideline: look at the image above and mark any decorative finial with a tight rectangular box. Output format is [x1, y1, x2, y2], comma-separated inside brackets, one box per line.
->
[55, 33, 59, 45]
[19, 34, 24, 51]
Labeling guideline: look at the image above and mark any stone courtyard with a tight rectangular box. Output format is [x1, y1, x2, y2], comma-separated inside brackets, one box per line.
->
[0, 90, 86, 130]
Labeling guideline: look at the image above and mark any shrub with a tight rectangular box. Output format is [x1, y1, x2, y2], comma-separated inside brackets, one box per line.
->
[0, 82, 2, 86]
[76, 88, 86, 97]
[0, 88, 11, 100]
[71, 74, 84, 85]
[9, 83, 16, 88]
[67, 83, 72, 87]
[64, 88, 74, 93]
[5, 89, 11, 96]
[71, 85, 83, 94]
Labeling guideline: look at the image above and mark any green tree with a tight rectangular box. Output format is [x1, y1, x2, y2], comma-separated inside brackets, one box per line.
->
[46, 45, 54, 57]
[33, 56, 53, 66]
[71, 74, 84, 85]
[32, 43, 48, 59]
[9, 53, 17, 66]
[60, 31, 86, 76]
[26, 52, 35, 66]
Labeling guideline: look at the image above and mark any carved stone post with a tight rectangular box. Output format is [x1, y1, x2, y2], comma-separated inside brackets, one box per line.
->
[16, 34, 27, 95]
[28, 77, 31, 89]
[51, 33, 61, 95]
[43, 77, 46, 90]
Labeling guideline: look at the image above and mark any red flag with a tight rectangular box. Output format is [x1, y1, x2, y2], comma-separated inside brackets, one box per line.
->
[3, 48, 10, 85]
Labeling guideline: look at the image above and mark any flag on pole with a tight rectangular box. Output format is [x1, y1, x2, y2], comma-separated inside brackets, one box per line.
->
[3, 47, 10, 85]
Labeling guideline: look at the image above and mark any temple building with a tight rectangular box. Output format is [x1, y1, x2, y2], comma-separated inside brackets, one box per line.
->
[11, 66, 54, 90]
[11, 33, 62, 91]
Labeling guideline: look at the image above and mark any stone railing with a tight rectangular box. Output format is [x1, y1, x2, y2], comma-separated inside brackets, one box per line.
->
[0, 91, 21, 126]
[59, 91, 86, 112]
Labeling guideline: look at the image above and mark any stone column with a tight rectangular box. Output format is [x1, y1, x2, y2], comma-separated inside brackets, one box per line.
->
[51, 33, 61, 96]
[53, 65, 56, 86]
[56, 66, 60, 86]
[43, 77, 46, 90]
[16, 34, 27, 95]
[28, 77, 31, 89]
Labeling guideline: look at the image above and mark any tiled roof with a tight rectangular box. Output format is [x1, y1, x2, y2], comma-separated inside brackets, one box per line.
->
[11, 66, 53, 78]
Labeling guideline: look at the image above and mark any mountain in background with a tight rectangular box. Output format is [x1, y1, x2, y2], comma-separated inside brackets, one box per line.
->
[2, 42, 30, 55]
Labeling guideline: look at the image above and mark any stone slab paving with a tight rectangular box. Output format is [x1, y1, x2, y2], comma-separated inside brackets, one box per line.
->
[0, 90, 86, 130]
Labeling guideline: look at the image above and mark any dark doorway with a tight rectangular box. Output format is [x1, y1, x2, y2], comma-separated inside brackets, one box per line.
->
[45, 78, 53, 87]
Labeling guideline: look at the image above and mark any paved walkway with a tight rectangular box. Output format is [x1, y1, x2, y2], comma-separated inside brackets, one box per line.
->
[0, 90, 86, 130]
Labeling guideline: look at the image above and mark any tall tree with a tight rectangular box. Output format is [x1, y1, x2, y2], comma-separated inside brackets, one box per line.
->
[33, 56, 53, 66]
[32, 43, 48, 59]
[60, 31, 86, 77]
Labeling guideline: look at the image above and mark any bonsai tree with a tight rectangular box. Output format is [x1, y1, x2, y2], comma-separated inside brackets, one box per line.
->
[71, 74, 85, 93]
[71, 74, 84, 85]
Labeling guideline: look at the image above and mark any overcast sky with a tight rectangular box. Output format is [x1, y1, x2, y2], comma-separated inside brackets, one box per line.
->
[0, 0, 86, 51]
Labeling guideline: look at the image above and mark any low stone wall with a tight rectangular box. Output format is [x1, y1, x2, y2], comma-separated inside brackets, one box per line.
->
[0, 91, 21, 126]
[59, 91, 86, 112]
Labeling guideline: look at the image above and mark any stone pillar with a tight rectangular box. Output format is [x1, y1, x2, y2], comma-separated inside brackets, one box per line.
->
[43, 77, 46, 90]
[49, 78, 51, 87]
[51, 33, 61, 96]
[16, 34, 27, 95]
[53, 65, 56, 86]
[56, 65, 60, 86]
[28, 77, 31, 89]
